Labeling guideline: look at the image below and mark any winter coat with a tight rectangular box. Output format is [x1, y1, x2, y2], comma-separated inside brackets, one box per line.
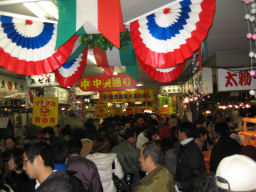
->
[111, 141, 140, 174]
[175, 139, 206, 192]
[134, 166, 176, 192]
[210, 136, 242, 172]
[67, 155, 103, 192]
[136, 132, 149, 150]
[87, 152, 123, 192]
[36, 171, 74, 192]
[164, 148, 177, 177]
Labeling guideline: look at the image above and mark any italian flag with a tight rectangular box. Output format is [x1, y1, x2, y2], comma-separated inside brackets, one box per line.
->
[93, 42, 138, 80]
[56, 0, 124, 49]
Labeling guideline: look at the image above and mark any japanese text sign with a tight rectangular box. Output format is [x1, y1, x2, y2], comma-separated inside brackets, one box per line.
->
[95, 104, 109, 119]
[32, 97, 58, 128]
[78, 74, 137, 91]
[99, 90, 153, 103]
[218, 68, 255, 92]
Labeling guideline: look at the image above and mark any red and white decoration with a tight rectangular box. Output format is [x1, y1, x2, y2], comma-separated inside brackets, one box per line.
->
[54, 47, 88, 87]
[0, 15, 77, 75]
[130, 0, 215, 69]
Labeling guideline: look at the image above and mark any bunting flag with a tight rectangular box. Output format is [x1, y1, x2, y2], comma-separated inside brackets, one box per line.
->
[130, 0, 215, 68]
[0, 15, 77, 75]
[54, 47, 88, 87]
[56, 0, 124, 49]
[93, 41, 138, 80]
[139, 59, 185, 83]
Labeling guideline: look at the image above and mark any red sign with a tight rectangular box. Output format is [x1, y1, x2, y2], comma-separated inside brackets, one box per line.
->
[78, 74, 137, 91]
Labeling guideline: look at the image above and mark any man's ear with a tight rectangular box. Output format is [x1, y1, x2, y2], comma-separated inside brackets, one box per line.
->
[35, 155, 43, 167]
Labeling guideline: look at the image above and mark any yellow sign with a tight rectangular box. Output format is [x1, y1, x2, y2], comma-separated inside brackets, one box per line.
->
[32, 97, 58, 128]
[99, 90, 154, 103]
[95, 104, 109, 119]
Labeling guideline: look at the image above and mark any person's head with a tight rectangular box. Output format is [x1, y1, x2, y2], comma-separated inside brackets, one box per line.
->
[68, 138, 82, 155]
[198, 127, 208, 142]
[8, 148, 24, 172]
[124, 129, 137, 144]
[23, 139, 53, 180]
[140, 141, 164, 173]
[194, 172, 226, 192]
[215, 154, 256, 192]
[214, 122, 230, 137]
[91, 135, 110, 153]
[178, 122, 194, 142]
[60, 125, 71, 141]
[51, 138, 68, 164]
[136, 115, 144, 125]
[5, 137, 15, 151]
[144, 126, 159, 141]
[168, 115, 178, 128]
[24, 135, 36, 145]
[124, 122, 131, 129]
[42, 127, 54, 139]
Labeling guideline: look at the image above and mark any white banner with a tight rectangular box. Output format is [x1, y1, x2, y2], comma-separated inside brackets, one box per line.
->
[26, 73, 59, 88]
[218, 68, 255, 92]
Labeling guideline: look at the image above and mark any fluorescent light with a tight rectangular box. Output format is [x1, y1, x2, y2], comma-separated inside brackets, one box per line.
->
[23, 2, 46, 19]
[163, 104, 168, 107]
[38, 1, 58, 20]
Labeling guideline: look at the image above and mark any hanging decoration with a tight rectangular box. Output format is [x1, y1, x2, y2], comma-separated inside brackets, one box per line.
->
[242, 0, 256, 96]
[0, 15, 77, 75]
[138, 59, 185, 83]
[93, 40, 138, 80]
[56, 0, 124, 49]
[130, 0, 215, 68]
[54, 47, 88, 87]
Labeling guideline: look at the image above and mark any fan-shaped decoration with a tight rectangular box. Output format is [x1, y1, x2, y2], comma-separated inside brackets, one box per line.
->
[139, 59, 185, 83]
[54, 47, 88, 87]
[130, 0, 215, 68]
[0, 15, 77, 75]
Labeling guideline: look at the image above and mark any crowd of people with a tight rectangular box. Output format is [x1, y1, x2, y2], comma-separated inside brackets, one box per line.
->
[0, 113, 255, 192]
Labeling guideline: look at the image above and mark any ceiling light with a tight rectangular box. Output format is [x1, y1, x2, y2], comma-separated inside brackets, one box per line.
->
[136, 83, 143, 87]
[23, 2, 46, 19]
[113, 71, 118, 75]
[38, 1, 58, 20]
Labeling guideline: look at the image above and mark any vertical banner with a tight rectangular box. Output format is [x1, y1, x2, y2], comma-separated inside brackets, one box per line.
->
[32, 97, 58, 128]
[94, 104, 109, 119]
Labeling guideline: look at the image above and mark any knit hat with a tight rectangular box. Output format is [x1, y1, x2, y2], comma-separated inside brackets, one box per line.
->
[215, 154, 256, 191]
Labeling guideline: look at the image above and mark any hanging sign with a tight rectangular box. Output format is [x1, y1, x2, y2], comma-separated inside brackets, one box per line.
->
[78, 74, 137, 91]
[159, 107, 170, 114]
[218, 68, 255, 92]
[99, 90, 153, 103]
[26, 73, 59, 88]
[32, 97, 58, 128]
[95, 104, 109, 119]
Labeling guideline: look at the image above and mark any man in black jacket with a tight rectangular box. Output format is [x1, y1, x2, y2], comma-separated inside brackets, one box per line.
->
[23, 139, 85, 192]
[175, 122, 206, 192]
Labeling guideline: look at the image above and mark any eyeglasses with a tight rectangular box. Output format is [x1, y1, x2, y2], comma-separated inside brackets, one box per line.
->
[216, 176, 231, 191]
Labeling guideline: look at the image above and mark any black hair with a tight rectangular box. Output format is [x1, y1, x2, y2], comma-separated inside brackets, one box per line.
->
[68, 139, 82, 155]
[42, 127, 54, 136]
[23, 139, 53, 168]
[144, 126, 159, 141]
[214, 122, 230, 137]
[50, 138, 68, 164]
[60, 125, 71, 136]
[194, 172, 227, 192]
[177, 122, 194, 138]
[123, 129, 136, 140]
[10, 148, 24, 171]
[5, 137, 15, 144]
[142, 141, 164, 165]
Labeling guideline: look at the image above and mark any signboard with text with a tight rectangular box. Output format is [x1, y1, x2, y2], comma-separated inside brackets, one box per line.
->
[218, 68, 255, 92]
[95, 104, 109, 119]
[78, 74, 137, 91]
[99, 90, 154, 103]
[32, 97, 58, 128]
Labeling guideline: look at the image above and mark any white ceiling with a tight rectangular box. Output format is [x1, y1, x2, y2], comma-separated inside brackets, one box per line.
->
[0, 0, 250, 88]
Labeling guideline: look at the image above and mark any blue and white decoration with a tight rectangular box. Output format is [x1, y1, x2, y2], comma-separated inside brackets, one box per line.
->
[130, 0, 215, 69]
[0, 15, 77, 75]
